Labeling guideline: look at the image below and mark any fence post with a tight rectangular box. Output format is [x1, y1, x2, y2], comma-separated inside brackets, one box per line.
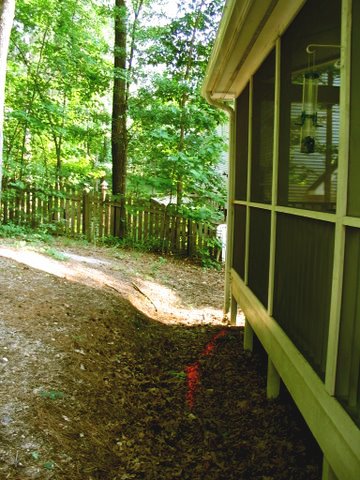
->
[187, 219, 192, 256]
[100, 180, 108, 238]
[190, 220, 195, 256]
[144, 202, 149, 241]
[1, 177, 8, 223]
[83, 189, 91, 239]
[101, 180, 108, 203]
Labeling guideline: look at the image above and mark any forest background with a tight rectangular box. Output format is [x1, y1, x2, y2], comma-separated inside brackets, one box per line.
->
[0, 0, 227, 239]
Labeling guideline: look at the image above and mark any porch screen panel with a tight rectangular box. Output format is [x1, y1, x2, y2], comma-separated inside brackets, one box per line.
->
[278, 0, 341, 213]
[233, 205, 246, 279]
[235, 85, 249, 200]
[347, 0, 360, 216]
[248, 208, 271, 307]
[273, 214, 334, 380]
[250, 50, 275, 204]
[336, 228, 360, 426]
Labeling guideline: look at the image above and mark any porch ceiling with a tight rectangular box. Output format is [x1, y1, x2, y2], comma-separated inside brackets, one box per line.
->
[202, 0, 306, 101]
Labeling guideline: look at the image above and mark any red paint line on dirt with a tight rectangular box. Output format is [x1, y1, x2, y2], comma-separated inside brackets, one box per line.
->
[185, 329, 228, 410]
[201, 329, 227, 356]
[185, 361, 200, 410]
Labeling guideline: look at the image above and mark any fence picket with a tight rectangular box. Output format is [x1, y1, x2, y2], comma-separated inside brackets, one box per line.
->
[138, 206, 143, 242]
[132, 204, 138, 242]
[3, 194, 8, 223]
[25, 188, 31, 223]
[126, 198, 132, 238]
[144, 208, 149, 241]
[71, 189, 76, 237]
[105, 200, 111, 236]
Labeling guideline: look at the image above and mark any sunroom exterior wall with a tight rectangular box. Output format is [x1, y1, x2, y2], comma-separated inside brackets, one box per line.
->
[203, 0, 360, 478]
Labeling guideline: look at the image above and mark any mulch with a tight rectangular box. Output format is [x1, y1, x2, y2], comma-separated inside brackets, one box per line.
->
[0, 242, 322, 479]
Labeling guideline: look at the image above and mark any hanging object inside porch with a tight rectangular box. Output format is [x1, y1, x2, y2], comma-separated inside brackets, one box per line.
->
[300, 43, 341, 154]
[300, 70, 319, 154]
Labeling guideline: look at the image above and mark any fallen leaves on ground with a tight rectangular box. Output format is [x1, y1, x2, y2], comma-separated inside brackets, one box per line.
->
[0, 238, 322, 479]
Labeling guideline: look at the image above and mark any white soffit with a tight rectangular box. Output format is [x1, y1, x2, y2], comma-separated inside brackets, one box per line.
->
[203, 0, 306, 100]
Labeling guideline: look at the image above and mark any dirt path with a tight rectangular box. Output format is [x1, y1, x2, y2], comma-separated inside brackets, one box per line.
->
[0, 238, 321, 479]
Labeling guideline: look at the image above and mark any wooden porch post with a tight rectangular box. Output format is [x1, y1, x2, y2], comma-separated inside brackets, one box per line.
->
[267, 357, 281, 399]
[230, 295, 237, 325]
[244, 318, 254, 352]
[322, 458, 339, 480]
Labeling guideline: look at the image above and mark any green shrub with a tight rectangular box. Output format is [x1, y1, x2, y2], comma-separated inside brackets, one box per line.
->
[0, 222, 55, 244]
[198, 236, 222, 270]
[100, 235, 163, 253]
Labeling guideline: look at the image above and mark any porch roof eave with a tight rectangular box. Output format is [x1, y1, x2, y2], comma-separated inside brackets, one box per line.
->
[201, 0, 307, 102]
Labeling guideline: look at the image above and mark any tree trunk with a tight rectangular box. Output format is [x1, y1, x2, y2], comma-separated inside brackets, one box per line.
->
[176, 119, 185, 207]
[111, 0, 127, 238]
[0, 0, 15, 198]
[54, 91, 67, 189]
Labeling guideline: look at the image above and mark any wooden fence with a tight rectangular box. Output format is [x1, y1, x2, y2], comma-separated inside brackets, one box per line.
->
[0, 184, 221, 258]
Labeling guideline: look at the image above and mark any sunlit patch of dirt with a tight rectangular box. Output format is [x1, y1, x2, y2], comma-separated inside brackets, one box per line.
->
[0, 238, 321, 479]
[0, 243, 225, 326]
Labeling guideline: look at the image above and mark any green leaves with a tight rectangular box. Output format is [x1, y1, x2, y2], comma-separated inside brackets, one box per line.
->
[31, 451, 40, 461]
[4, 0, 226, 219]
[4, 0, 112, 187]
[169, 370, 187, 379]
[39, 389, 65, 400]
[43, 461, 55, 470]
[126, 0, 226, 217]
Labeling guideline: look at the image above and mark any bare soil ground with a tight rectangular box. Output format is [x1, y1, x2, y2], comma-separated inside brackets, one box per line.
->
[0, 236, 322, 479]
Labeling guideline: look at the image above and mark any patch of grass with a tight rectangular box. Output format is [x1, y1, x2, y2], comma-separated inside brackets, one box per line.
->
[113, 250, 126, 260]
[72, 334, 86, 344]
[43, 247, 68, 261]
[150, 256, 167, 276]
[39, 390, 64, 400]
[56, 236, 89, 248]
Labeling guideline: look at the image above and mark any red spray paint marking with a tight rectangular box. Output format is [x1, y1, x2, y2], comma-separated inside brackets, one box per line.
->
[185, 361, 200, 410]
[185, 329, 228, 410]
[201, 329, 227, 356]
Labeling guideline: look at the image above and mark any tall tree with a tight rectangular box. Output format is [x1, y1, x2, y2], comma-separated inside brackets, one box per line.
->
[4, 0, 111, 190]
[112, 0, 127, 237]
[128, 0, 226, 222]
[111, 0, 145, 237]
[163, 0, 224, 209]
[2, 0, 226, 230]
[0, 0, 15, 197]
